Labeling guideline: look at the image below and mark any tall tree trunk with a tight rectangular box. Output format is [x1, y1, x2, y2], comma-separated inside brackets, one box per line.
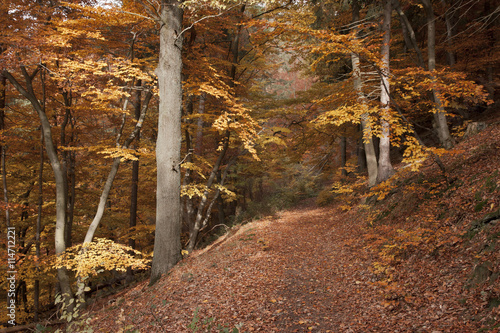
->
[440, 0, 456, 67]
[60, 91, 72, 247]
[194, 93, 206, 156]
[129, 82, 142, 251]
[83, 91, 151, 244]
[421, 0, 455, 149]
[150, 0, 183, 285]
[181, 95, 195, 235]
[229, 4, 246, 85]
[66, 152, 76, 247]
[34, 71, 46, 321]
[77, 90, 151, 301]
[1, 73, 9, 228]
[1, 145, 8, 228]
[393, 0, 425, 68]
[127, 83, 142, 282]
[34, 134, 43, 322]
[182, 128, 195, 233]
[351, 0, 378, 186]
[483, 0, 495, 100]
[377, 0, 395, 184]
[356, 133, 367, 173]
[2, 67, 74, 309]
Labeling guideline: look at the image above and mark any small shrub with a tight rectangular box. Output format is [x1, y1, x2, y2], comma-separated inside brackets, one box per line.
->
[316, 188, 335, 206]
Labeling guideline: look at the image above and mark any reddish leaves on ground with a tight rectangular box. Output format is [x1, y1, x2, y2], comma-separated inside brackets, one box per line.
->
[89, 122, 500, 332]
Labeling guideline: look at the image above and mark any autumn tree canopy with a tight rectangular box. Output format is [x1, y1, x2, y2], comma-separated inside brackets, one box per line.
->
[0, 0, 497, 328]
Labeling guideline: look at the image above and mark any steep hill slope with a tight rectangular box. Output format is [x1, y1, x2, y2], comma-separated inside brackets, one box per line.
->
[87, 120, 500, 333]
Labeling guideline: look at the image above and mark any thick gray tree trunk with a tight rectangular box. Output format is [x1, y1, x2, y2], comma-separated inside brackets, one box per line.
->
[150, 0, 183, 285]
[377, 0, 395, 184]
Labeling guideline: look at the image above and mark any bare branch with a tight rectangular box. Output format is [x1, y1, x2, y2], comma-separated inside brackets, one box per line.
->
[119, 10, 157, 22]
[175, 3, 242, 42]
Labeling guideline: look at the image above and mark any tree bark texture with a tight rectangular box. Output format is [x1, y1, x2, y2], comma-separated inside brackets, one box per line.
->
[150, 0, 183, 285]
[377, 0, 395, 184]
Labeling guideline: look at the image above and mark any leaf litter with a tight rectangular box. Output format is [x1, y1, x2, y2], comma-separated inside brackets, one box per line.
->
[89, 120, 500, 332]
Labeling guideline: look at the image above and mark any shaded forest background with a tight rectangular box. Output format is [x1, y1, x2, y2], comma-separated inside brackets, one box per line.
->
[0, 0, 499, 330]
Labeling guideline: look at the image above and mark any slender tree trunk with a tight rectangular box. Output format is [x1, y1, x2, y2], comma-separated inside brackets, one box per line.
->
[421, 0, 455, 149]
[66, 152, 76, 247]
[129, 83, 142, 251]
[181, 95, 195, 235]
[182, 129, 195, 232]
[483, 0, 495, 100]
[83, 91, 151, 244]
[60, 91, 72, 247]
[34, 134, 43, 322]
[192, 155, 238, 250]
[127, 84, 142, 282]
[2, 67, 74, 309]
[216, 171, 225, 224]
[229, 5, 246, 85]
[440, 0, 456, 67]
[351, 0, 378, 186]
[186, 132, 230, 253]
[1, 145, 8, 228]
[34, 75, 46, 322]
[393, 0, 425, 68]
[194, 93, 206, 156]
[340, 136, 347, 176]
[377, 0, 395, 184]
[150, 0, 184, 285]
[1, 73, 10, 228]
[356, 134, 367, 173]
[76, 90, 151, 300]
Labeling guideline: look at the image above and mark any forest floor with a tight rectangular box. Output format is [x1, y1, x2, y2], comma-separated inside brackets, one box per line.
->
[88, 117, 500, 333]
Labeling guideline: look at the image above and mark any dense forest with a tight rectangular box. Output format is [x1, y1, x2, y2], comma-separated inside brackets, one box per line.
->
[1, 0, 499, 331]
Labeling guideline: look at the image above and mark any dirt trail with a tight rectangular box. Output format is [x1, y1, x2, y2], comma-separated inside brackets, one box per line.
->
[93, 204, 388, 332]
[91, 203, 482, 332]
[266, 206, 383, 332]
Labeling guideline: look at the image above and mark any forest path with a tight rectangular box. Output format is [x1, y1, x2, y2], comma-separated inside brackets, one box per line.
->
[92, 204, 391, 332]
[266, 205, 383, 332]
